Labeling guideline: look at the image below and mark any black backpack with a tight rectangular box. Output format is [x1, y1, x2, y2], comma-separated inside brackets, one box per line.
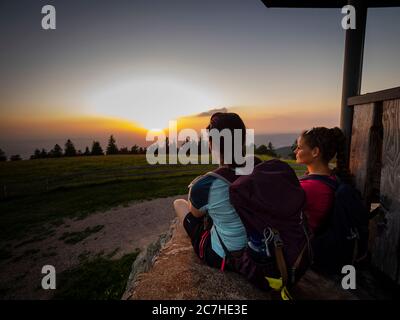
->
[299, 174, 369, 274]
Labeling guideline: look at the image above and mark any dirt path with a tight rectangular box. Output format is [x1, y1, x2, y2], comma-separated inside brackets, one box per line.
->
[0, 195, 185, 299]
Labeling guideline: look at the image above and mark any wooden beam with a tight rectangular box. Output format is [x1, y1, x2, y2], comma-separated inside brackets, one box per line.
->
[348, 87, 400, 106]
[261, 0, 400, 7]
[340, 0, 367, 168]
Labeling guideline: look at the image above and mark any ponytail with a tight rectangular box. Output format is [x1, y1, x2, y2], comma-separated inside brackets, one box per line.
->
[329, 127, 352, 184]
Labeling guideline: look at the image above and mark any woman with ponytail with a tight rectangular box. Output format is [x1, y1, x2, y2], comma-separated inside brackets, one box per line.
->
[294, 127, 351, 233]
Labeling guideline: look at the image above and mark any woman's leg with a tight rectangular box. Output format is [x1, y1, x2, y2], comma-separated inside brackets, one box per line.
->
[173, 199, 221, 268]
[173, 198, 190, 224]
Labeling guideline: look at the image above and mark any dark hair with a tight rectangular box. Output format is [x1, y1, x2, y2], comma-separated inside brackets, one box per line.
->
[301, 127, 351, 182]
[207, 112, 246, 167]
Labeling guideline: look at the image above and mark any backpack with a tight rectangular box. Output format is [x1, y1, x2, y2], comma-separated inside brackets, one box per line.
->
[299, 174, 369, 274]
[209, 158, 311, 299]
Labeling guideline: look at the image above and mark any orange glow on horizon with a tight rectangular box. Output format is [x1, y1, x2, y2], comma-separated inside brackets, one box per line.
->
[0, 114, 148, 140]
[0, 101, 340, 143]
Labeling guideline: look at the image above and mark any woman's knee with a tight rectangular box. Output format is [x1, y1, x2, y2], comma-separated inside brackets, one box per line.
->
[173, 198, 189, 211]
[173, 199, 189, 222]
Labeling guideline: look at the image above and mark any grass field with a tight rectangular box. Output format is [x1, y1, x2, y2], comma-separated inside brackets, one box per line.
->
[0, 155, 306, 242]
[0, 154, 306, 299]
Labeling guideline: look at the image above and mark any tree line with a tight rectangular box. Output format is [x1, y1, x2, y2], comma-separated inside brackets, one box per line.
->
[254, 142, 278, 157]
[0, 149, 20, 162]
[153, 137, 280, 157]
[0, 135, 147, 161]
[0, 136, 293, 161]
[29, 135, 148, 159]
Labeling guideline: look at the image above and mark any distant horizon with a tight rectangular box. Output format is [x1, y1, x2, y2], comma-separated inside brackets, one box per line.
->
[0, 132, 300, 160]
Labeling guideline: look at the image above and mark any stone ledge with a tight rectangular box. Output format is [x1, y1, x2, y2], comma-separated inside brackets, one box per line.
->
[123, 218, 358, 300]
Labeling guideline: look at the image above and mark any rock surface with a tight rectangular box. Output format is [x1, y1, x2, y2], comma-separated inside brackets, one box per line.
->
[124, 218, 359, 300]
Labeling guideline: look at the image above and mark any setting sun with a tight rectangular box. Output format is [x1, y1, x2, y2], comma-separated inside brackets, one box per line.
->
[87, 77, 221, 130]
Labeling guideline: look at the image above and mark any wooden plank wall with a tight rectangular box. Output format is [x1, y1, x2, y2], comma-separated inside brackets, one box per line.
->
[349, 103, 382, 204]
[371, 98, 400, 284]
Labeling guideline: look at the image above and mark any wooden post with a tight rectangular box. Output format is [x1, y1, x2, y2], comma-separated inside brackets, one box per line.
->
[340, 0, 368, 167]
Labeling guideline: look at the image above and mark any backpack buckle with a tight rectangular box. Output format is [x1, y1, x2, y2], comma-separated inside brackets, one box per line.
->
[263, 228, 274, 257]
[273, 232, 283, 248]
[347, 228, 359, 240]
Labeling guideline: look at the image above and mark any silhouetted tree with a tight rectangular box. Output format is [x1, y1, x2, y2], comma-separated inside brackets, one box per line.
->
[165, 137, 169, 154]
[0, 148, 7, 162]
[119, 147, 129, 155]
[255, 144, 268, 155]
[40, 148, 48, 158]
[197, 137, 201, 155]
[289, 139, 297, 160]
[197, 137, 205, 155]
[267, 142, 277, 157]
[106, 135, 119, 155]
[180, 137, 192, 157]
[130, 144, 139, 154]
[30, 149, 41, 160]
[91, 141, 104, 155]
[10, 154, 22, 161]
[64, 139, 77, 157]
[84, 146, 91, 156]
[50, 144, 63, 158]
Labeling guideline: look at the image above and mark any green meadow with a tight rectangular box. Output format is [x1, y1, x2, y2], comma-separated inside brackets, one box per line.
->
[0, 155, 306, 242]
[0, 154, 306, 299]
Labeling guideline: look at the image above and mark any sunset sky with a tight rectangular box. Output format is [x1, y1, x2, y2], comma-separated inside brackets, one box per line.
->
[0, 0, 399, 158]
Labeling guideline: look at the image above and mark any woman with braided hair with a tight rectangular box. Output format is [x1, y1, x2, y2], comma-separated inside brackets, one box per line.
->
[294, 127, 351, 233]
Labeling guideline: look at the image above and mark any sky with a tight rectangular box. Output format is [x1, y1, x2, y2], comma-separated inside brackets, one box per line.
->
[0, 0, 399, 158]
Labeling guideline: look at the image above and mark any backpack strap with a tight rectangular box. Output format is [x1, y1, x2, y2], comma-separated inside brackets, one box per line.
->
[214, 228, 232, 272]
[271, 229, 289, 288]
[204, 167, 240, 272]
[299, 174, 339, 191]
[290, 243, 308, 284]
[206, 167, 239, 185]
